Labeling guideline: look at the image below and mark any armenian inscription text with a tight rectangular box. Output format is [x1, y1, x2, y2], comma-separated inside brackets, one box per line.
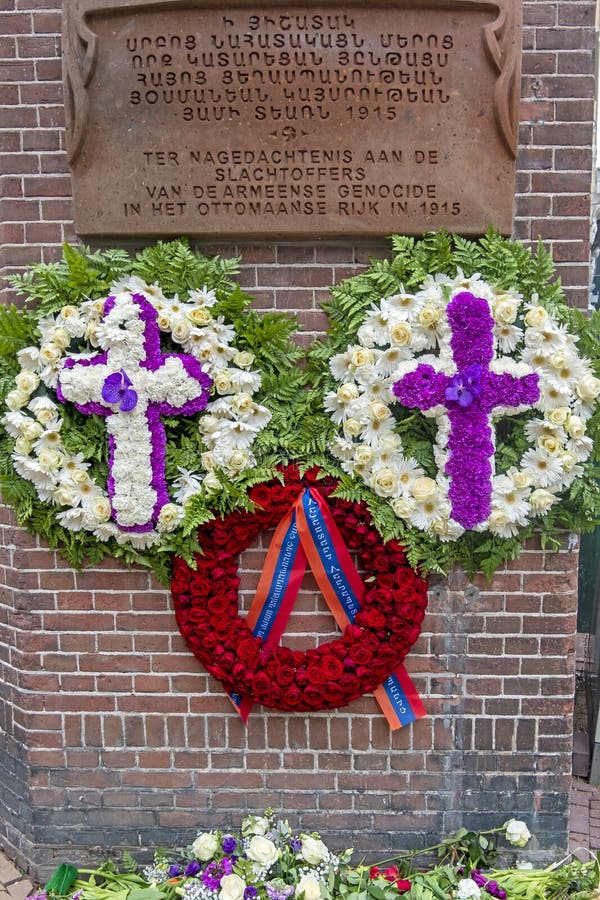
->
[64, 2, 521, 236]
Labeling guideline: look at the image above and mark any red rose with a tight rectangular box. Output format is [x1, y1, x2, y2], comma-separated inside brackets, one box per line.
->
[283, 686, 304, 708]
[349, 643, 373, 665]
[249, 484, 272, 508]
[369, 868, 380, 880]
[277, 665, 296, 686]
[303, 683, 325, 707]
[190, 578, 213, 598]
[383, 867, 399, 881]
[236, 638, 261, 667]
[320, 655, 344, 680]
[207, 595, 233, 616]
[372, 554, 391, 572]
[252, 671, 272, 696]
[307, 666, 327, 686]
[396, 881, 411, 893]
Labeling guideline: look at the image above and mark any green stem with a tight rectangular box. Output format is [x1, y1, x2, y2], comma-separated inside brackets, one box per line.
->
[371, 827, 505, 868]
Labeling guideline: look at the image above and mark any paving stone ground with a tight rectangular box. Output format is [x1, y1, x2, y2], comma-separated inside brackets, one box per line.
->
[0, 780, 599, 895]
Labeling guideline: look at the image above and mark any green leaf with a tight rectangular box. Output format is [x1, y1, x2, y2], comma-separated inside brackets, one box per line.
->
[45, 863, 79, 894]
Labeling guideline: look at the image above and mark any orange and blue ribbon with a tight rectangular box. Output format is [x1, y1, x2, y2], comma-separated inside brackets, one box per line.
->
[231, 488, 425, 730]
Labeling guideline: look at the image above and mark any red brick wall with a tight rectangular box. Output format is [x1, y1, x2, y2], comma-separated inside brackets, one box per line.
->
[0, 0, 594, 880]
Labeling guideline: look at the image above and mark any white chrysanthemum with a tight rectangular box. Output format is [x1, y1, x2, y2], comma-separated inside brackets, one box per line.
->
[188, 285, 217, 307]
[521, 448, 564, 488]
[495, 322, 523, 353]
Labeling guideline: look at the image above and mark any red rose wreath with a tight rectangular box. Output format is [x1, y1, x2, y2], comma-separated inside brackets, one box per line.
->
[171, 466, 428, 711]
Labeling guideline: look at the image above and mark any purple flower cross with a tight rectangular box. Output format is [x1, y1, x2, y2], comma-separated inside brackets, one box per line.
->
[393, 292, 540, 529]
[57, 293, 212, 532]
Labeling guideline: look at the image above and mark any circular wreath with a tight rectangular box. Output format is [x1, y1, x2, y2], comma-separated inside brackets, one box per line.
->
[171, 466, 428, 710]
[0, 240, 303, 579]
[312, 232, 600, 575]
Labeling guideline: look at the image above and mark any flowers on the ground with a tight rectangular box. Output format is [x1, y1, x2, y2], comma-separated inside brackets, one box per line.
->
[39, 812, 599, 900]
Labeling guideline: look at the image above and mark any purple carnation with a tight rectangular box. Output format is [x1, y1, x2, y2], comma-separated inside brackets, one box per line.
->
[202, 859, 233, 891]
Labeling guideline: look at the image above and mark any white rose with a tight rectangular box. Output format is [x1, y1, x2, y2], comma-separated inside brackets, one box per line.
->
[201, 451, 217, 471]
[575, 373, 600, 402]
[50, 327, 70, 349]
[39, 343, 62, 365]
[539, 435, 562, 455]
[157, 313, 171, 331]
[350, 347, 374, 368]
[242, 815, 270, 836]
[15, 371, 40, 394]
[233, 351, 255, 369]
[300, 836, 328, 866]
[370, 401, 390, 422]
[529, 489, 556, 513]
[219, 874, 246, 900]
[546, 407, 569, 426]
[246, 835, 279, 867]
[343, 418, 363, 437]
[14, 436, 32, 455]
[89, 497, 111, 522]
[191, 831, 219, 861]
[60, 304, 79, 320]
[157, 503, 184, 532]
[389, 322, 412, 345]
[54, 484, 78, 506]
[524, 306, 548, 328]
[203, 472, 221, 494]
[372, 467, 399, 497]
[37, 448, 63, 471]
[505, 819, 531, 848]
[21, 421, 43, 442]
[231, 393, 254, 415]
[5, 389, 30, 411]
[337, 383, 359, 404]
[354, 445, 374, 466]
[566, 415, 585, 440]
[456, 879, 481, 900]
[295, 875, 322, 900]
[391, 497, 416, 518]
[214, 371, 232, 394]
[488, 509, 510, 531]
[35, 407, 59, 426]
[171, 318, 192, 342]
[494, 299, 518, 324]
[411, 476, 437, 502]
[188, 307, 212, 326]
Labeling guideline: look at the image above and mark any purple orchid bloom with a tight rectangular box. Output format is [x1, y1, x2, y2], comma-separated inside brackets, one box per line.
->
[101, 368, 138, 411]
[444, 364, 483, 408]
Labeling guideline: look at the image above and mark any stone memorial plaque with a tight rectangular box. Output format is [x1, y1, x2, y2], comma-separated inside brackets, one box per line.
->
[63, 0, 522, 238]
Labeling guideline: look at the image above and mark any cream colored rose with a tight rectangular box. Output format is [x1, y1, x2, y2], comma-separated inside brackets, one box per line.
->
[214, 371, 232, 394]
[370, 401, 391, 422]
[37, 448, 63, 470]
[228, 450, 248, 471]
[295, 875, 322, 900]
[233, 350, 255, 369]
[337, 383, 359, 404]
[529, 489, 556, 513]
[539, 435, 562, 455]
[89, 497, 111, 522]
[70, 467, 90, 484]
[350, 347, 374, 368]
[157, 313, 171, 331]
[505, 819, 531, 848]
[242, 815, 270, 836]
[199, 415, 221, 436]
[488, 509, 510, 530]
[14, 436, 32, 455]
[560, 451, 578, 472]
[411, 476, 437, 502]
[92, 299, 105, 315]
[343, 418, 363, 437]
[201, 451, 217, 471]
[566, 415, 585, 439]
[546, 407, 569, 426]
[15, 371, 40, 394]
[60, 305, 79, 319]
[157, 503, 184, 532]
[39, 343, 62, 365]
[5, 389, 30, 411]
[188, 307, 212, 326]
[300, 836, 328, 866]
[354, 445, 374, 466]
[524, 306, 548, 328]
[391, 497, 416, 518]
[494, 299, 518, 324]
[191, 831, 219, 861]
[203, 472, 221, 494]
[372, 467, 399, 497]
[35, 407, 59, 425]
[509, 470, 532, 489]
[171, 318, 191, 342]
[21, 421, 43, 442]
[231, 393, 253, 415]
[549, 351, 567, 370]
[389, 322, 412, 346]
[575, 373, 600, 402]
[219, 875, 246, 900]
[379, 434, 402, 452]
[50, 327, 70, 350]
[54, 484, 78, 506]
[246, 835, 279, 867]
[418, 304, 441, 327]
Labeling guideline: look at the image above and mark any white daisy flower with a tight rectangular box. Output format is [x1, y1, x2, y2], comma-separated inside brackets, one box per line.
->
[521, 448, 564, 488]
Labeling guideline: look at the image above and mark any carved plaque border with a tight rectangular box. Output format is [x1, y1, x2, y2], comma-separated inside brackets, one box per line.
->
[63, 0, 522, 238]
